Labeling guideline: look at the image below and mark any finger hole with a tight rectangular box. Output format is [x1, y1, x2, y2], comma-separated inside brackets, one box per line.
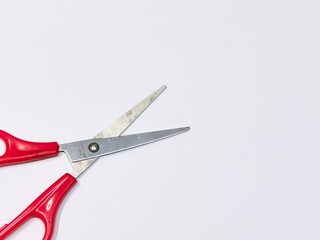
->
[0, 139, 6, 156]
[6, 217, 44, 240]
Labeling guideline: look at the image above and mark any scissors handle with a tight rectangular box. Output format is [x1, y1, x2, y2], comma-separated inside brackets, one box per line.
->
[0, 173, 77, 240]
[0, 130, 59, 167]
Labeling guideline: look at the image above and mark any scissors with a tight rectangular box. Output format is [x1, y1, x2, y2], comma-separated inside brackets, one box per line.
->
[0, 86, 189, 240]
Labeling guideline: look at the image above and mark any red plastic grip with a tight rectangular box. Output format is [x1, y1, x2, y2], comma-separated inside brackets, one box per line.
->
[0, 173, 77, 240]
[0, 130, 59, 167]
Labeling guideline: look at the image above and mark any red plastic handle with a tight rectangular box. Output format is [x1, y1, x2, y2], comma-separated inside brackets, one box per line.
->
[0, 130, 59, 167]
[0, 173, 77, 240]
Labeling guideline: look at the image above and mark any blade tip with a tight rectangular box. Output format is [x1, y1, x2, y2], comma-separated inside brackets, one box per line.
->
[177, 127, 190, 133]
[160, 85, 167, 91]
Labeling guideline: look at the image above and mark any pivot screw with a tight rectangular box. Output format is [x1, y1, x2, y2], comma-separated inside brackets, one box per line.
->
[88, 142, 100, 153]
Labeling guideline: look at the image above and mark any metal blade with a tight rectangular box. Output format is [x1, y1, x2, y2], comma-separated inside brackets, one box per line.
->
[95, 85, 167, 139]
[71, 86, 167, 177]
[61, 127, 190, 163]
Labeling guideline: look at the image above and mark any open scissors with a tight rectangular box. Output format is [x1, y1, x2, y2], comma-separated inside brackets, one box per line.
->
[0, 86, 189, 240]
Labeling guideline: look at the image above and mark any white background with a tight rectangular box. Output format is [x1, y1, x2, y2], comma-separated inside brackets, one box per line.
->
[0, 0, 320, 239]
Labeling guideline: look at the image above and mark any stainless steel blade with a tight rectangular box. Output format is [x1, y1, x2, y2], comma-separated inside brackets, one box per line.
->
[61, 127, 190, 163]
[71, 86, 167, 177]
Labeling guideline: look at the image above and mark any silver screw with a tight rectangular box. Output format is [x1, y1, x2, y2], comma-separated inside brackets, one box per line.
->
[88, 142, 100, 153]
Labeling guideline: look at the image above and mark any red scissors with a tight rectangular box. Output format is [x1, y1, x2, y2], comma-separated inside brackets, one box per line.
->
[0, 86, 189, 240]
